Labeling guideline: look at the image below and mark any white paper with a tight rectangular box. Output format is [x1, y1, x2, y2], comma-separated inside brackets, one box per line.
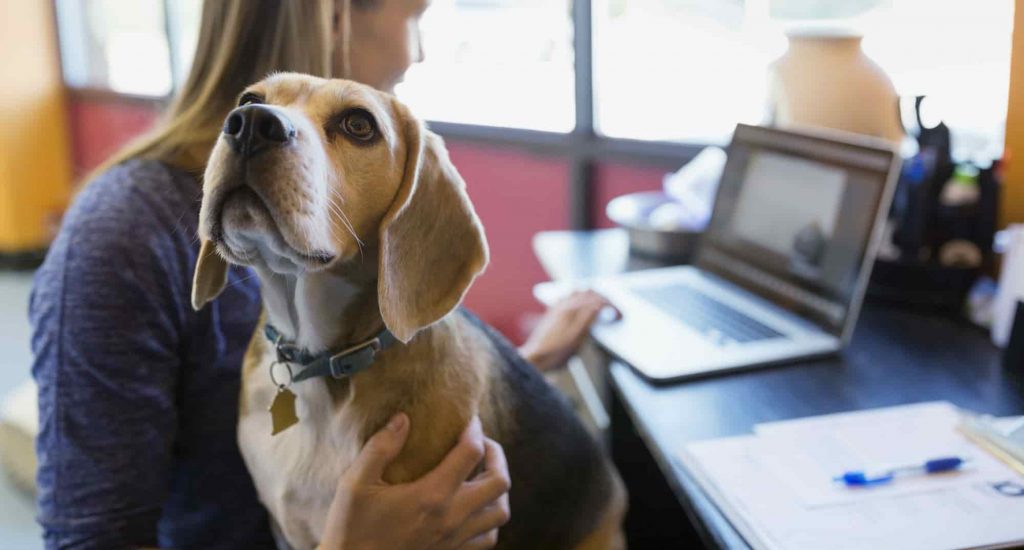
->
[753, 402, 1008, 507]
[678, 402, 1024, 550]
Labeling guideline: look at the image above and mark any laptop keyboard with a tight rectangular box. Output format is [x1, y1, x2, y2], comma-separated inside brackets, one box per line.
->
[632, 284, 784, 345]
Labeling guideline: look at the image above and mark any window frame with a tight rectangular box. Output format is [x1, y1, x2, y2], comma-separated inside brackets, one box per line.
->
[54, 0, 704, 228]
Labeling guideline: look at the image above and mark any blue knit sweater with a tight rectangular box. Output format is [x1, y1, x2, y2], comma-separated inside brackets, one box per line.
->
[30, 160, 275, 549]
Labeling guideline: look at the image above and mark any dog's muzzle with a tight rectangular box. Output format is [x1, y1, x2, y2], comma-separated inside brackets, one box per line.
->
[223, 104, 296, 159]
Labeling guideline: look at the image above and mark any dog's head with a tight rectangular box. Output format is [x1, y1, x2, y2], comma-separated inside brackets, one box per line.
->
[192, 73, 488, 342]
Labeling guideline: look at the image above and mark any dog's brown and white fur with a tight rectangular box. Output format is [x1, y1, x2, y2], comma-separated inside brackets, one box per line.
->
[191, 74, 625, 549]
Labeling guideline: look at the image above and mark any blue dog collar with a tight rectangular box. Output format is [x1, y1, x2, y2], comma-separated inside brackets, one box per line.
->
[264, 323, 398, 382]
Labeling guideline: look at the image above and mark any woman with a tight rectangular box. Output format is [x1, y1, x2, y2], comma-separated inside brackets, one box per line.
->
[30, 1, 611, 548]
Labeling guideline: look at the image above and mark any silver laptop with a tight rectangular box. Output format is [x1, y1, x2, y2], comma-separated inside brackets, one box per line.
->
[580, 124, 899, 381]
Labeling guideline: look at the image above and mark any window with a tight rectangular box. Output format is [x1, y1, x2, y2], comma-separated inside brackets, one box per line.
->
[593, 0, 1014, 162]
[165, 0, 203, 87]
[862, 0, 1013, 162]
[53, 0, 1015, 161]
[593, 0, 783, 144]
[395, 0, 576, 132]
[55, 0, 173, 96]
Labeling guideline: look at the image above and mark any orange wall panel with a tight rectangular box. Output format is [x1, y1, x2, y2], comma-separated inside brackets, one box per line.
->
[1004, 0, 1024, 225]
[0, 0, 73, 251]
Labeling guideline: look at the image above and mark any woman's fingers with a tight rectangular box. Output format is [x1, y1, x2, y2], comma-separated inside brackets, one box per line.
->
[565, 289, 602, 309]
[584, 290, 621, 319]
[450, 495, 511, 549]
[452, 439, 511, 513]
[420, 417, 486, 494]
[565, 299, 611, 343]
[568, 290, 620, 323]
[447, 440, 511, 547]
[457, 529, 501, 550]
[478, 438, 509, 485]
[347, 413, 410, 484]
[577, 298, 607, 324]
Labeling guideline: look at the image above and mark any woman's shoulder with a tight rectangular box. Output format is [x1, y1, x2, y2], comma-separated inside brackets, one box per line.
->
[72, 158, 200, 229]
[49, 158, 202, 274]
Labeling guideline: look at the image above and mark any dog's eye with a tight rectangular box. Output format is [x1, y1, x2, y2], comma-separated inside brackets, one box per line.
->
[238, 92, 264, 107]
[340, 109, 377, 142]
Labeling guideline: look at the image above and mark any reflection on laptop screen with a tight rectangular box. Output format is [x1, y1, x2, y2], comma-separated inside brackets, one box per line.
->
[700, 126, 895, 334]
[731, 152, 851, 287]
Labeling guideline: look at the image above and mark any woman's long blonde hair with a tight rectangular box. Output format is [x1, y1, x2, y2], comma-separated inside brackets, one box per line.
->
[98, 0, 350, 177]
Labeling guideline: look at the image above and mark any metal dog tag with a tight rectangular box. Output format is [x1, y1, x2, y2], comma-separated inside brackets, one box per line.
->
[269, 387, 299, 436]
[268, 361, 299, 436]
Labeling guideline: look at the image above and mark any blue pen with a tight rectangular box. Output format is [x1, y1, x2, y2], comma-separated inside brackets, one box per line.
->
[833, 456, 969, 487]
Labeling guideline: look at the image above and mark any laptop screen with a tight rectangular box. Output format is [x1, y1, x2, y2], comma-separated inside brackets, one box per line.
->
[697, 124, 898, 336]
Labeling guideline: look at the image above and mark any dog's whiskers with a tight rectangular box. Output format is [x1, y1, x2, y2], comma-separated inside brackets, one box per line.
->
[325, 205, 350, 246]
[327, 196, 359, 243]
[321, 203, 346, 246]
[327, 194, 364, 258]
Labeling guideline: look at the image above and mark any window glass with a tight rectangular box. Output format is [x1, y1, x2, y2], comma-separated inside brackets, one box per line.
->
[593, 0, 783, 144]
[56, 0, 173, 96]
[861, 0, 1012, 162]
[166, 0, 203, 88]
[594, 0, 1013, 161]
[396, 0, 576, 132]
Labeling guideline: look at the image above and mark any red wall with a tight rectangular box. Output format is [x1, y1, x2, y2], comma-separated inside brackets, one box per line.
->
[64, 96, 671, 342]
[67, 98, 160, 178]
[448, 142, 570, 341]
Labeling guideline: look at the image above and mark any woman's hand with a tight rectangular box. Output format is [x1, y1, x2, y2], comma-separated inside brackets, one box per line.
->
[519, 290, 619, 372]
[319, 414, 511, 550]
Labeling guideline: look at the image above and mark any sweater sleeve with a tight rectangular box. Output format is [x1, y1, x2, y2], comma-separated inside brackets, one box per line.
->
[30, 168, 194, 550]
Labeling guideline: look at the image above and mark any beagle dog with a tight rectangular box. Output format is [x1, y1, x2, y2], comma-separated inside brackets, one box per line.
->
[191, 73, 626, 549]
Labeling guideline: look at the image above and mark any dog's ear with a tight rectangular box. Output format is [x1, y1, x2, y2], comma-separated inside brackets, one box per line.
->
[192, 239, 229, 311]
[377, 111, 489, 343]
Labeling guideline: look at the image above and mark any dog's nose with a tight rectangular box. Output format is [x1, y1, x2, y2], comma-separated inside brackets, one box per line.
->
[223, 105, 296, 158]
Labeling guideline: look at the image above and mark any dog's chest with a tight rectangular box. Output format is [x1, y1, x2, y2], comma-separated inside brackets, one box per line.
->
[238, 354, 363, 549]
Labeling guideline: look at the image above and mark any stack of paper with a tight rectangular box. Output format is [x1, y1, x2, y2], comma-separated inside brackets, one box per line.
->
[960, 412, 1024, 475]
[677, 402, 1024, 550]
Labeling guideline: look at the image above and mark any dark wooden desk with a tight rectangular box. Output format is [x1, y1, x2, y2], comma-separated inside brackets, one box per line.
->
[533, 229, 1024, 549]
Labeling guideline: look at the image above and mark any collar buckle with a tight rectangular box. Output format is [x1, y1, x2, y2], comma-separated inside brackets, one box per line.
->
[264, 322, 396, 383]
[327, 337, 382, 379]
